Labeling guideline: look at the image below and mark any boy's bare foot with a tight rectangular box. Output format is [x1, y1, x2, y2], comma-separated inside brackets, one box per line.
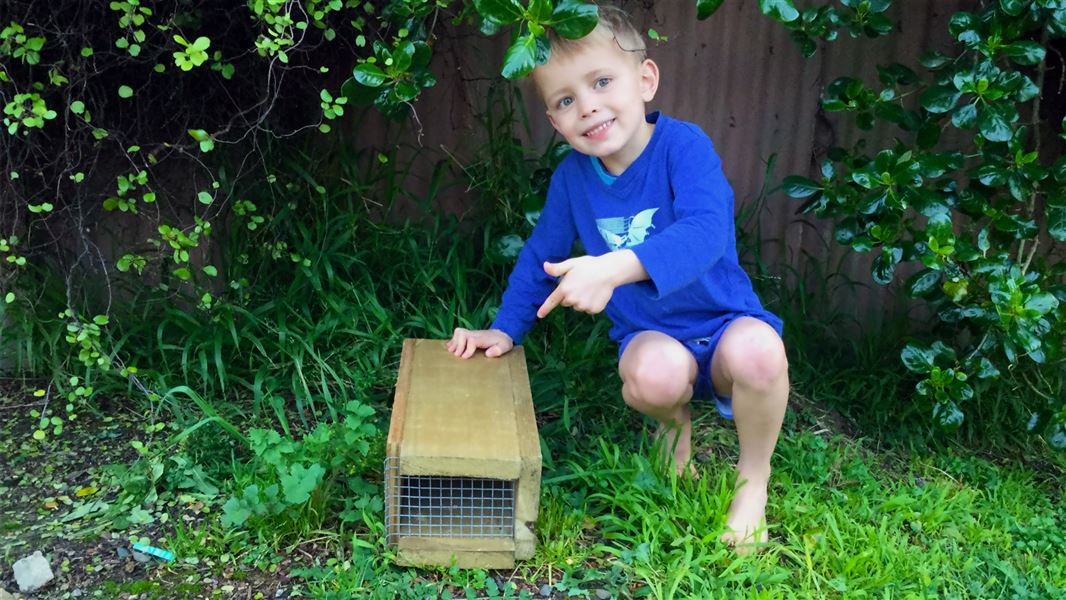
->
[720, 471, 769, 554]
[653, 405, 698, 478]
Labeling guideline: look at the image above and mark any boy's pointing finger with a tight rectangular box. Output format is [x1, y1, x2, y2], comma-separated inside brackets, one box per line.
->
[537, 288, 563, 319]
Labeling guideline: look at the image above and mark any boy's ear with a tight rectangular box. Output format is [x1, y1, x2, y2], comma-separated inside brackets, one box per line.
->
[639, 58, 660, 102]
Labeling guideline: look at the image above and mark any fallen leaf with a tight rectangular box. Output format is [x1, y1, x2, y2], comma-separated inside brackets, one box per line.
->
[76, 486, 98, 497]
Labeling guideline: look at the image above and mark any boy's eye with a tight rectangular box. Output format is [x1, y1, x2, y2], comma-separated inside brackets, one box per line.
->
[558, 97, 573, 108]
[595, 77, 611, 88]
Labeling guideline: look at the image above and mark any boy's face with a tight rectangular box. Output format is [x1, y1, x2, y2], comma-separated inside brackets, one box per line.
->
[532, 32, 659, 173]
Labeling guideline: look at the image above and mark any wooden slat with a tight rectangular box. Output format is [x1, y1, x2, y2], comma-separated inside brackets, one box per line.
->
[399, 339, 522, 480]
[514, 519, 537, 561]
[387, 338, 416, 458]
[508, 347, 542, 544]
[386, 338, 416, 548]
[396, 549, 515, 570]
[398, 536, 515, 552]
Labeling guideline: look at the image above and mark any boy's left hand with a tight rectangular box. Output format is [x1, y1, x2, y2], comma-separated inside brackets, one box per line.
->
[537, 255, 618, 318]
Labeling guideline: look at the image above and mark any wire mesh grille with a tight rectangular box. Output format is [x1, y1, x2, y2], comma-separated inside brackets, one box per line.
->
[385, 457, 515, 546]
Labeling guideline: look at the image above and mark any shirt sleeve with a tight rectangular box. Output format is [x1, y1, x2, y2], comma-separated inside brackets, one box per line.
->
[630, 125, 734, 298]
[490, 171, 577, 344]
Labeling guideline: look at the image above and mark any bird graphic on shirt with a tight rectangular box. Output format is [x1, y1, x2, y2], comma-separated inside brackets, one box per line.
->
[596, 208, 659, 251]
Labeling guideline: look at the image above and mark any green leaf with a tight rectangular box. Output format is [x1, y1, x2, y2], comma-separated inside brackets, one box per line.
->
[221, 495, 252, 528]
[353, 63, 386, 87]
[697, 0, 726, 20]
[758, 0, 800, 23]
[501, 33, 537, 80]
[187, 129, 209, 142]
[472, 0, 524, 25]
[1046, 421, 1066, 450]
[932, 401, 964, 431]
[919, 51, 952, 70]
[905, 268, 941, 297]
[280, 463, 325, 505]
[978, 103, 1012, 142]
[197, 191, 213, 205]
[4, 292, 14, 303]
[550, 0, 599, 39]
[901, 343, 935, 373]
[1053, 9, 1066, 37]
[490, 234, 525, 263]
[781, 175, 821, 198]
[118, 85, 134, 99]
[411, 42, 432, 69]
[1048, 202, 1066, 241]
[871, 246, 903, 285]
[203, 265, 218, 277]
[392, 41, 415, 73]
[976, 164, 1009, 186]
[1024, 292, 1058, 315]
[529, 0, 552, 22]
[974, 357, 999, 379]
[920, 86, 961, 114]
[851, 170, 874, 189]
[70, 101, 85, 115]
[952, 102, 977, 129]
[394, 81, 419, 101]
[917, 122, 941, 149]
[479, 15, 504, 36]
[341, 78, 379, 106]
[1003, 41, 1045, 66]
[999, 0, 1026, 17]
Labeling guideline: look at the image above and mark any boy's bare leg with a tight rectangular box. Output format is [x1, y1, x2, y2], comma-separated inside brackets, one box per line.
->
[710, 317, 789, 554]
[618, 331, 699, 477]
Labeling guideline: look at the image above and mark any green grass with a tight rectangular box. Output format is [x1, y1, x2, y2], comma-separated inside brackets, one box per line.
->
[508, 402, 1065, 599]
[279, 372, 1064, 599]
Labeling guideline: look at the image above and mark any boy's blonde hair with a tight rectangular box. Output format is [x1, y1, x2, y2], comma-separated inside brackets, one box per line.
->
[545, 4, 646, 62]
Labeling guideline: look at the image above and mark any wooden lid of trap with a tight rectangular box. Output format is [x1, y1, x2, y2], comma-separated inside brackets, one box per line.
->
[387, 339, 540, 480]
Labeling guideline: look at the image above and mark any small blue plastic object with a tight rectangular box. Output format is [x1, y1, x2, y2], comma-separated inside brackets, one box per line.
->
[131, 542, 175, 561]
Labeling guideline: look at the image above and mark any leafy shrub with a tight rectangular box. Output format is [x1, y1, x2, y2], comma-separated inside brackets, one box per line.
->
[221, 399, 380, 533]
[778, 1, 1065, 444]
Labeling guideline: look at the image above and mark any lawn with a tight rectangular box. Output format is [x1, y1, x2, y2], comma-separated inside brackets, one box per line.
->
[2, 302, 1066, 596]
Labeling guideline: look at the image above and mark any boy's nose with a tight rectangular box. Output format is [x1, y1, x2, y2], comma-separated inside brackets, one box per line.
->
[578, 97, 598, 118]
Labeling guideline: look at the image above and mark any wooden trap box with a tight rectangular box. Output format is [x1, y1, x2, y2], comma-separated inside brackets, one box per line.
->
[386, 338, 541, 569]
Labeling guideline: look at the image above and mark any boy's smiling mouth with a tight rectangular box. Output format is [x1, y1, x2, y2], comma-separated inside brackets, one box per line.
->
[583, 118, 615, 139]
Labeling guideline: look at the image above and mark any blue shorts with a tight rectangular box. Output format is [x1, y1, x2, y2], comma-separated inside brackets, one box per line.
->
[618, 314, 783, 421]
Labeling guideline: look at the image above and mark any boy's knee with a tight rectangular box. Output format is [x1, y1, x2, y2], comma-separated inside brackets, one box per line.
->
[621, 347, 693, 407]
[724, 330, 788, 392]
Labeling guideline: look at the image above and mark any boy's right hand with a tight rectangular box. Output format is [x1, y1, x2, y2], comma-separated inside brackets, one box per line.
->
[447, 328, 514, 359]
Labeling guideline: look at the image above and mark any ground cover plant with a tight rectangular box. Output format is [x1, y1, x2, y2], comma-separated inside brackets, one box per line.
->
[2, 0, 1065, 598]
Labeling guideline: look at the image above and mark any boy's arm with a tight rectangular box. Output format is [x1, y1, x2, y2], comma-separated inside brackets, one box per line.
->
[628, 126, 734, 298]
[489, 171, 578, 343]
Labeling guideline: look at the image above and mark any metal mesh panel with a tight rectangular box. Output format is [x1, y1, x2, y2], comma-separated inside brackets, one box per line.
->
[385, 457, 515, 546]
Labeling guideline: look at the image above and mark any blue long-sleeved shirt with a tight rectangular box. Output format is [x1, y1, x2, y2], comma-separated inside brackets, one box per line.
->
[491, 112, 781, 344]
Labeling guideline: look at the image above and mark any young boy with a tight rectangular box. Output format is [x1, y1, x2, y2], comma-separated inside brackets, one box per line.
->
[447, 5, 788, 553]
